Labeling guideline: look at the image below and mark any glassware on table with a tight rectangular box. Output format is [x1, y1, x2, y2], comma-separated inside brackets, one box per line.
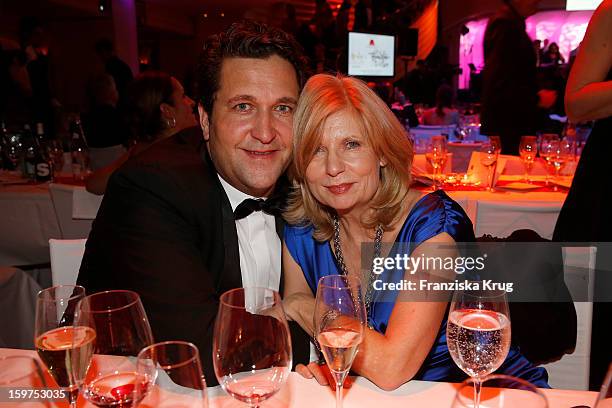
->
[447, 285, 511, 408]
[137, 341, 208, 408]
[479, 143, 499, 191]
[0, 354, 49, 386]
[213, 287, 292, 408]
[541, 140, 572, 191]
[425, 135, 448, 191]
[34, 285, 88, 408]
[452, 374, 548, 408]
[519, 136, 538, 183]
[46, 140, 65, 176]
[314, 275, 366, 408]
[73, 290, 154, 408]
[595, 362, 612, 408]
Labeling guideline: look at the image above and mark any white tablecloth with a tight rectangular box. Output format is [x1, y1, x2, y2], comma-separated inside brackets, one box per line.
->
[0, 348, 597, 408]
[0, 181, 99, 266]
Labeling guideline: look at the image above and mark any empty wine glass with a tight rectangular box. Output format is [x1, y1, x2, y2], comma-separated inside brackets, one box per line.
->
[314, 275, 366, 408]
[541, 140, 571, 191]
[452, 374, 548, 408]
[519, 136, 538, 183]
[73, 290, 154, 408]
[479, 143, 499, 191]
[213, 287, 292, 408]
[46, 140, 65, 176]
[447, 285, 511, 408]
[595, 363, 612, 408]
[35, 285, 87, 408]
[426, 135, 448, 191]
[137, 341, 208, 408]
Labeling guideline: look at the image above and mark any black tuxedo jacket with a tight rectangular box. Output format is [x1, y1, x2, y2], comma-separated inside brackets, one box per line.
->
[78, 126, 310, 385]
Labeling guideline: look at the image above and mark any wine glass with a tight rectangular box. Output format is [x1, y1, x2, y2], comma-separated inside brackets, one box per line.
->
[46, 140, 65, 176]
[447, 285, 511, 408]
[488, 136, 502, 152]
[541, 140, 571, 191]
[426, 135, 448, 191]
[519, 136, 537, 183]
[213, 287, 292, 408]
[314, 275, 366, 408]
[452, 374, 548, 408]
[595, 363, 612, 408]
[34, 285, 88, 408]
[479, 143, 499, 191]
[137, 341, 208, 408]
[73, 290, 154, 408]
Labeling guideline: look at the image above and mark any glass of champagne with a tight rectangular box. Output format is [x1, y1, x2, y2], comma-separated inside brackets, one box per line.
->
[519, 136, 537, 183]
[35, 284, 89, 407]
[137, 341, 208, 408]
[479, 143, 499, 191]
[595, 363, 612, 408]
[426, 135, 448, 191]
[452, 374, 548, 408]
[213, 287, 292, 408]
[73, 290, 154, 408]
[447, 285, 511, 408]
[314, 275, 366, 408]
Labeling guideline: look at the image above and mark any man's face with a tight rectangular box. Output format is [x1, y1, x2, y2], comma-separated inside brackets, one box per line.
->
[201, 55, 299, 197]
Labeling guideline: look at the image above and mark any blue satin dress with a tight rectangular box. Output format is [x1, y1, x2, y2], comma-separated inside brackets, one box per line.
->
[285, 190, 550, 387]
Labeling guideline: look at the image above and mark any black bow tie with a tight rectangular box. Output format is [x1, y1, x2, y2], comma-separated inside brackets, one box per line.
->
[234, 197, 283, 220]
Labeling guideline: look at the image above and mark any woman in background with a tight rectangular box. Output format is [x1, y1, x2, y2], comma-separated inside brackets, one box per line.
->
[422, 84, 459, 126]
[553, 0, 612, 390]
[86, 71, 196, 195]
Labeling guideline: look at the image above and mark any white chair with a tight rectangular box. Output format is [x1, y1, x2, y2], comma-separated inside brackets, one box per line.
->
[474, 200, 562, 239]
[48, 184, 97, 239]
[543, 246, 596, 390]
[49, 239, 87, 287]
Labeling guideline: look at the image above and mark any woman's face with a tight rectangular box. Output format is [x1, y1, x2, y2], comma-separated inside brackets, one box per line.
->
[165, 77, 197, 132]
[305, 110, 383, 217]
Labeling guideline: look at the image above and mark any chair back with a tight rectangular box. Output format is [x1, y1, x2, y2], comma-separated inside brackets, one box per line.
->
[48, 184, 97, 238]
[49, 238, 86, 287]
[543, 246, 596, 390]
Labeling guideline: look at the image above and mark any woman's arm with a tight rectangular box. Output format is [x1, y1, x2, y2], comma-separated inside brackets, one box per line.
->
[296, 232, 456, 391]
[565, 0, 612, 122]
[282, 242, 316, 336]
[85, 151, 129, 195]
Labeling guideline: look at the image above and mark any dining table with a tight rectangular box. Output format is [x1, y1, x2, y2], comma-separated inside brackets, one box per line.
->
[0, 348, 598, 408]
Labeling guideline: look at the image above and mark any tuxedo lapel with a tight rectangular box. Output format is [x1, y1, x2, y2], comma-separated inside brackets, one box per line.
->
[200, 146, 242, 293]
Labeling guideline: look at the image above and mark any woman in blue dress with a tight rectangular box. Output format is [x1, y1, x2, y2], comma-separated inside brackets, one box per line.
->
[281, 73, 549, 390]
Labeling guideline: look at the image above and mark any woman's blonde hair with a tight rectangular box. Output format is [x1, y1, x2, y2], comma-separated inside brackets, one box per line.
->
[284, 74, 413, 241]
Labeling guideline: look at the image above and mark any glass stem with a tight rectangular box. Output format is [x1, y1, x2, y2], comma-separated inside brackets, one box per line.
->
[487, 165, 493, 191]
[473, 377, 482, 408]
[336, 381, 343, 408]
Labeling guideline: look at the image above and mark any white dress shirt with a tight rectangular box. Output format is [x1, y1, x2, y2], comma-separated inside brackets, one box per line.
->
[218, 175, 281, 292]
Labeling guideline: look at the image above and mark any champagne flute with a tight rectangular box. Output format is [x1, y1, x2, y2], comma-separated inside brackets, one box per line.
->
[447, 285, 511, 408]
[452, 374, 548, 408]
[426, 135, 448, 191]
[519, 136, 537, 183]
[213, 287, 292, 408]
[46, 140, 65, 176]
[35, 284, 89, 408]
[595, 363, 612, 408]
[479, 143, 499, 191]
[73, 290, 154, 408]
[137, 341, 208, 408]
[314, 275, 366, 408]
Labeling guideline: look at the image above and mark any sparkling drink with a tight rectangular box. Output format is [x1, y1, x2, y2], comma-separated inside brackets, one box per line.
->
[318, 328, 362, 373]
[36, 326, 96, 398]
[82, 371, 151, 408]
[447, 309, 511, 378]
[426, 152, 447, 171]
[221, 367, 289, 406]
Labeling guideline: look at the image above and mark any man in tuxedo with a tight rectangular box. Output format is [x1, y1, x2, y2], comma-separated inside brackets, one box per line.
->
[77, 20, 310, 385]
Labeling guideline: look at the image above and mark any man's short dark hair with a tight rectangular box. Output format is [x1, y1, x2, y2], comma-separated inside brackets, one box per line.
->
[195, 20, 309, 117]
